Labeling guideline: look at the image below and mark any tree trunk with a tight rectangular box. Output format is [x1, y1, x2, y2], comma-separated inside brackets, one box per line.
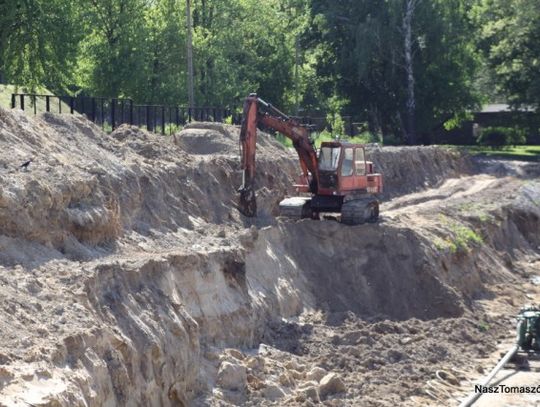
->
[403, 0, 417, 145]
[186, 0, 195, 109]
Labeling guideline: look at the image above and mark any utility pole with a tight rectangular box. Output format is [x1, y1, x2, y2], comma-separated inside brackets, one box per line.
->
[295, 36, 300, 116]
[186, 0, 195, 109]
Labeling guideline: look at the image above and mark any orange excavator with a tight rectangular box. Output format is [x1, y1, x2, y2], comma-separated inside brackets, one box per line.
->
[238, 94, 383, 225]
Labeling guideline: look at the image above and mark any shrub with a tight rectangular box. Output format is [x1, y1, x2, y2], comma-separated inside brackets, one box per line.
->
[476, 126, 526, 149]
[382, 133, 401, 146]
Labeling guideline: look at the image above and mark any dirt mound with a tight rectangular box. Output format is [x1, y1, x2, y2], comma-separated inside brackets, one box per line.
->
[367, 145, 472, 197]
[0, 112, 294, 257]
[172, 122, 286, 156]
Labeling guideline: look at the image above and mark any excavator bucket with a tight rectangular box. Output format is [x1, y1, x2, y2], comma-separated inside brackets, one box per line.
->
[239, 186, 257, 217]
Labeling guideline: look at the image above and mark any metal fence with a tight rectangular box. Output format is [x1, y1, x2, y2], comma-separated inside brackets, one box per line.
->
[11, 93, 241, 135]
[290, 115, 363, 136]
[11, 93, 363, 137]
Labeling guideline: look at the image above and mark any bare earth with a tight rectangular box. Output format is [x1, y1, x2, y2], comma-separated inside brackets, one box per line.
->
[0, 108, 538, 406]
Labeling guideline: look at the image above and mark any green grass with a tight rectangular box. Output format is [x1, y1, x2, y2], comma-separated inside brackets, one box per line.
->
[446, 144, 540, 162]
[0, 84, 71, 113]
[435, 215, 483, 253]
[456, 202, 494, 223]
[0, 84, 16, 108]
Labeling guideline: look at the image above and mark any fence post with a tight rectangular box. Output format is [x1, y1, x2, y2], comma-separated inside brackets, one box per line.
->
[91, 98, 96, 122]
[188, 107, 192, 123]
[59, 98, 62, 114]
[70, 97, 74, 114]
[111, 99, 116, 130]
[120, 100, 125, 125]
[168, 108, 172, 135]
[161, 106, 165, 135]
[129, 101, 134, 125]
[101, 99, 104, 129]
[33, 95, 37, 115]
[11, 94, 15, 109]
[20, 95, 24, 111]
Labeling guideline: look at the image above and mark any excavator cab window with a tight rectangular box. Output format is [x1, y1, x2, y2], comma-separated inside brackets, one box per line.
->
[319, 146, 341, 171]
[341, 148, 354, 176]
[355, 148, 366, 175]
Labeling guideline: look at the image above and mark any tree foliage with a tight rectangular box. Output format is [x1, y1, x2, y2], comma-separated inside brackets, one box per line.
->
[474, 0, 540, 110]
[191, 0, 295, 107]
[0, 0, 538, 143]
[0, 0, 80, 92]
[306, 0, 481, 142]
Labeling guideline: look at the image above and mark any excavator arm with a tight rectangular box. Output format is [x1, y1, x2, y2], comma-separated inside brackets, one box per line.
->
[239, 94, 319, 217]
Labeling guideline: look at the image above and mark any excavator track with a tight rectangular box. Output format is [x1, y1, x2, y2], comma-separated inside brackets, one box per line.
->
[341, 197, 379, 225]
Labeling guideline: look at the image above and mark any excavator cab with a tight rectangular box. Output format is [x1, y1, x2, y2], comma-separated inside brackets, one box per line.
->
[288, 141, 383, 224]
[319, 142, 382, 194]
[296, 142, 382, 195]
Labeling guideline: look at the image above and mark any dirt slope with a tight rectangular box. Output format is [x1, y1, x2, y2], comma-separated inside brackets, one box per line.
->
[0, 108, 538, 406]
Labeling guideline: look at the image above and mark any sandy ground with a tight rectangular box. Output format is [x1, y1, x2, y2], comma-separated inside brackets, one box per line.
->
[225, 164, 539, 407]
[0, 109, 538, 406]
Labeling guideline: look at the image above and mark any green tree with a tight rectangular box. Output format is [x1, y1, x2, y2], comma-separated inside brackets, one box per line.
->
[307, 0, 481, 143]
[76, 0, 187, 105]
[474, 0, 540, 110]
[76, 0, 148, 99]
[191, 0, 296, 107]
[0, 0, 80, 92]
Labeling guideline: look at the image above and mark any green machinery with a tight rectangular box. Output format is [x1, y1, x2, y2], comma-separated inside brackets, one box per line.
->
[460, 305, 540, 407]
[517, 305, 540, 352]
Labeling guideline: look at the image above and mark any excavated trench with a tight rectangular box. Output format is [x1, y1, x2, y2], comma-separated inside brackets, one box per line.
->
[0, 110, 538, 406]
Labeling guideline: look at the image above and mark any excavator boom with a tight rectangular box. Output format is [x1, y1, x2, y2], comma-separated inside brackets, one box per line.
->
[239, 94, 319, 217]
